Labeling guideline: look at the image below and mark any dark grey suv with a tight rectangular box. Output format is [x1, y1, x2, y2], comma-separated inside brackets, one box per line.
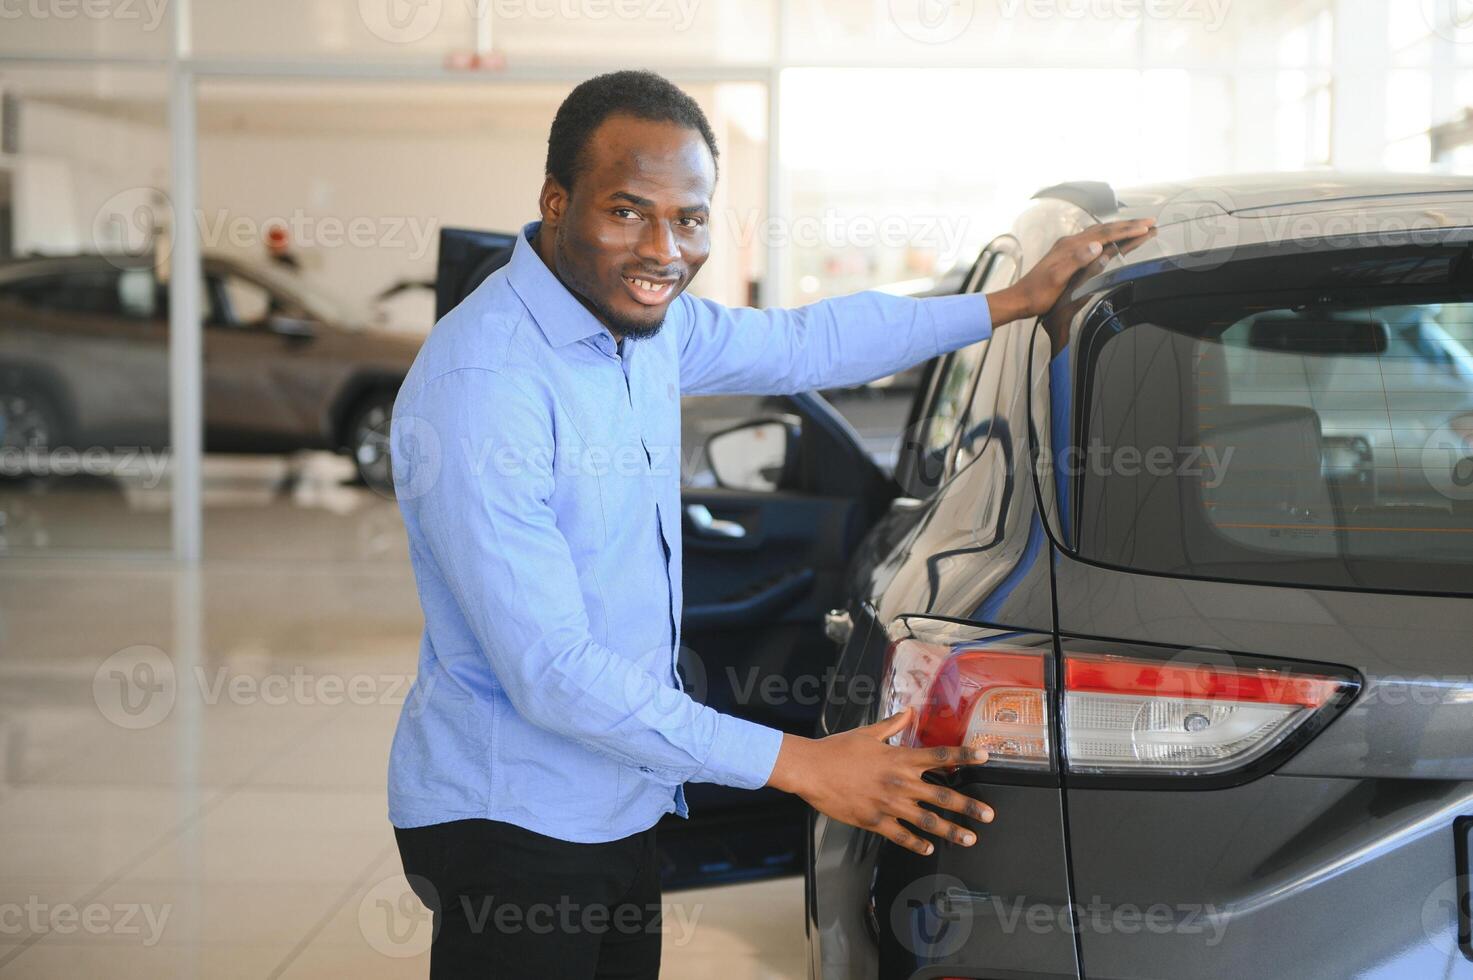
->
[795, 173, 1473, 979]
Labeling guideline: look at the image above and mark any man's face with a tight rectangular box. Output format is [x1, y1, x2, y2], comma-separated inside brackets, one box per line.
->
[536, 113, 714, 340]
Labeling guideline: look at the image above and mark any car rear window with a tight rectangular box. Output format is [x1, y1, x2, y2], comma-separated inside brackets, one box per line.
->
[1073, 251, 1473, 594]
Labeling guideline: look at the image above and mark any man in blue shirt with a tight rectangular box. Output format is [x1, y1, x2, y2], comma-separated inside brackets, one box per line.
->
[389, 69, 1153, 979]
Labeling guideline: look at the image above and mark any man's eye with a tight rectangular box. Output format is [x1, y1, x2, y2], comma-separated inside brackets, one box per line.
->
[612, 208, 639, 219]
[678, 216, 706, 228]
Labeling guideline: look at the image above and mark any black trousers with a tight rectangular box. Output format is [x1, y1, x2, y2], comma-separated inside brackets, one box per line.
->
[394, 818, 663, 980]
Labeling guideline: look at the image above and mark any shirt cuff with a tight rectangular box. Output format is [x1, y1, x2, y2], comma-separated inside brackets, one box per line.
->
[691, 712, 786, 790]
[924, 291, 994, 354]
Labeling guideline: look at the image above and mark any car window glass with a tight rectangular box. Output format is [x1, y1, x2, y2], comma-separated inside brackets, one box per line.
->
[909, 253, 1019, 493]
[681, 394, 791, 488]
[953, 253, 1019, 469]
[1, 268, 132, 317]
[1077, 289, 1473, 594]
[116, 268, 157, 319]
[218, 273, 273, 328]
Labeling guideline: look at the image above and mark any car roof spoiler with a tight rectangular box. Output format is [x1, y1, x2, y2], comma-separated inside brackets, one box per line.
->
[1032, 181, 1119, 218]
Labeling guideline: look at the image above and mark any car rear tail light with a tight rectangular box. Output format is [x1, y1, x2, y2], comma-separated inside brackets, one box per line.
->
[879, 618, 1358, 780]
[1062, 652, 1353, 775]
[878, 623, 1053, 771]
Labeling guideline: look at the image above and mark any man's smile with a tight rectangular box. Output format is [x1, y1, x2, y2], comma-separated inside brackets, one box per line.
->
[621, 273, 680, 306]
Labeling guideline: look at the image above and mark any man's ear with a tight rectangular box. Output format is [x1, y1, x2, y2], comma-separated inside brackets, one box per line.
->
[537, 176, 568, 228]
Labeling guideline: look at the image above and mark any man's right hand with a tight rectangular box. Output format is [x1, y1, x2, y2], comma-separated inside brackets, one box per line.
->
[766, 707, 995, 856]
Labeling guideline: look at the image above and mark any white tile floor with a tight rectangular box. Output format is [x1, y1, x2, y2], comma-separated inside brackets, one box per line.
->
[0, 544, 807, 978]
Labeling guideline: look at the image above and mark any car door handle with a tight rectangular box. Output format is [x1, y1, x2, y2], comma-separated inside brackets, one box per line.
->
[684, 503, 746, 539]
[824, 608, 853, 646]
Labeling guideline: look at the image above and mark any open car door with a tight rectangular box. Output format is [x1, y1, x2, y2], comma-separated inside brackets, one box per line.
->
[662, 390, 897, 888]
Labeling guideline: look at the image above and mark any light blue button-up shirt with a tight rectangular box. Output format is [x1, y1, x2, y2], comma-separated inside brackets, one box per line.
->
[387, 221, 993, 842]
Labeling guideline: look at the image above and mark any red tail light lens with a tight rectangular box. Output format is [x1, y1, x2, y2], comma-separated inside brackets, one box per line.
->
[1063, 651, 1355, 775]
[878, 618, 1359, 780]
[878, 622, 1052, 771]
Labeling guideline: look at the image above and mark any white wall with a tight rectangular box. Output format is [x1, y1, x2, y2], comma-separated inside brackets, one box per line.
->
[14, 98, 168, 255]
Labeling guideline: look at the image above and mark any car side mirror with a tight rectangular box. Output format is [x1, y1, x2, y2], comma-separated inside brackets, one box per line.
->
[705, 416, 801, 492]
[268, 313, 316, 339]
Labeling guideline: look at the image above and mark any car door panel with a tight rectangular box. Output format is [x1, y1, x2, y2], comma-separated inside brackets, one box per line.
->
[663, 393, 895, 889]
[807, 243, 1086, 978]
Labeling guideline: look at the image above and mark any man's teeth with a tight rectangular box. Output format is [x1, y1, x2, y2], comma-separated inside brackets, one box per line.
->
[629, 277, 667, 293]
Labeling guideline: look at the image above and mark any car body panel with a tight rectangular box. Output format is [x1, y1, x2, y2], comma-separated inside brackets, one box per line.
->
[1028, 184, 1473, 978]
[809, 174, 1473, 980]
[809, 229, 1090, 977]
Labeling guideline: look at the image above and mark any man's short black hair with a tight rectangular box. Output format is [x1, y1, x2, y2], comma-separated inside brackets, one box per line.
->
[545, 69, 719, 192]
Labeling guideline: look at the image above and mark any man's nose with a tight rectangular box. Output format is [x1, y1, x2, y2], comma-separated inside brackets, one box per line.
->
[636, 220, 680, 267]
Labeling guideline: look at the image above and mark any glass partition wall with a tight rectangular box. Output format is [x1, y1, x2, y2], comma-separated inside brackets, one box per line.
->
[2, 0, 1471, 559]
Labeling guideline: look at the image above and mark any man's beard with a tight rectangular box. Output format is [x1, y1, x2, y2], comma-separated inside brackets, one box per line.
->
[585, 293, 666, 341]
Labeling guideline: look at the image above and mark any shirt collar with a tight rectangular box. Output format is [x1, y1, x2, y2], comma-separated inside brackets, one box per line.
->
[506, 220, 610, 349]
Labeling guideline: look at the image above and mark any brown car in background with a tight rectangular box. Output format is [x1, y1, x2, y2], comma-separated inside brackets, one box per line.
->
[0, 253, 421, 492]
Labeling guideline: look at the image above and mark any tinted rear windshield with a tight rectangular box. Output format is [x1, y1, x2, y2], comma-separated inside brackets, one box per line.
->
[1073, 243, 1473, 594]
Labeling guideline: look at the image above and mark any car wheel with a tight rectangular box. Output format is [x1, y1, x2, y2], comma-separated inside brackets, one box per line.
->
[348, 390, 397, 497]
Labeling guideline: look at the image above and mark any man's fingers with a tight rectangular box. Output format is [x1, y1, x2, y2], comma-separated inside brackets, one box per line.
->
[1088, 218, 1156, 244]
[910, 744, 988, 770]
[1114, 225, 1158, 256]
[880, 817, 935, 856]
[867, 707, 913, 741]
[898, 804, 977, 847]
[919, 781, 997, 824]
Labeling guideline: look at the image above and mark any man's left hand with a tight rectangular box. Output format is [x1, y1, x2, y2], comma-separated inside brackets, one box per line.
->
[987, 218, 1156, 326]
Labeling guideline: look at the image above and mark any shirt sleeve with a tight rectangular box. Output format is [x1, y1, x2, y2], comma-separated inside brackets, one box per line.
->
[677, 288, 993, 396]
[397, 367, 783, 791]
